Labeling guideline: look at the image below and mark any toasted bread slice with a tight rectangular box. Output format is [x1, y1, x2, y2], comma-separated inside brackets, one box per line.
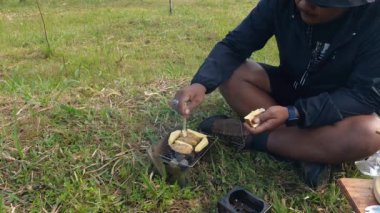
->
[167, 129, 208, 154]
[168, 130, 182, 145]
[169, 140, 194, 155]
[244, 108, 265, 128]
[194, 137, 209, 153]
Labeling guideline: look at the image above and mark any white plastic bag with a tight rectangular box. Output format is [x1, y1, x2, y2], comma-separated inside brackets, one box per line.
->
[355, 150, 380, 177]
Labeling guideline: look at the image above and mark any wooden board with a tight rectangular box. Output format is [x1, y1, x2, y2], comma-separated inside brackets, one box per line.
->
[338, 178, 379, 213]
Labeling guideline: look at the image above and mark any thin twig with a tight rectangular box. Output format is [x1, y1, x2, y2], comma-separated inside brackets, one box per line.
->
[169, 0, 173, 15]
[36, 0, 51, 53]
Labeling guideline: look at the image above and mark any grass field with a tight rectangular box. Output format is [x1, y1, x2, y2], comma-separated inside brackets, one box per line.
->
[0, 0, 367, 212]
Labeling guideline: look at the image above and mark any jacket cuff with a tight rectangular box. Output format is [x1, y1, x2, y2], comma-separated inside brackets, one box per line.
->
[294, 94, 344, 128]
[190, 78, 214, 94]
[294, 105, 306, 128]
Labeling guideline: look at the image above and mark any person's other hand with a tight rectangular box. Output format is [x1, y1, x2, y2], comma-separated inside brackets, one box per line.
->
[170, 83, 206, 118]
[244, 106, 288, 134]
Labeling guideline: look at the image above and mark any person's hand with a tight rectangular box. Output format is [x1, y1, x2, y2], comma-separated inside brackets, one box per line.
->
[170, 83, 207, 118]
[244, 106, 288, 134]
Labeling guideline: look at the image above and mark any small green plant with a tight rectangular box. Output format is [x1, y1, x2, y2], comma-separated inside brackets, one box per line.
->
[0, 194, 4, 213]
[12, 106, 24, 160]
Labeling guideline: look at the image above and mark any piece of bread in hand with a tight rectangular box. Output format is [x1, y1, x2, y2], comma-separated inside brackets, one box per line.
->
[244, 108, 265, 128]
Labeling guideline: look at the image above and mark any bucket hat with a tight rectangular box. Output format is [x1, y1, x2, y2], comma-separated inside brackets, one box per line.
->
[309, 0, 376, 7]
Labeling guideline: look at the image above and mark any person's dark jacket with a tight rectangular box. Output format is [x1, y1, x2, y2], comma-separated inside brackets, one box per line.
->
[191, 0, 380, 128]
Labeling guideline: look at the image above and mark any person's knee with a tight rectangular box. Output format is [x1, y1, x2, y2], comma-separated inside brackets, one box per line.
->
[220, 60, 269, 95]
[344, 115, 380, 157]
[359, 117, 380, 155]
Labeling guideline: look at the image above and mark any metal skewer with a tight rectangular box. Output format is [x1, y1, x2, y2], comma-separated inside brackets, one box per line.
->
[182, 117, 187, 137]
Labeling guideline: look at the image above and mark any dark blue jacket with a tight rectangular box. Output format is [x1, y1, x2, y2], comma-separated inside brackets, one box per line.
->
[191, 0, 380, 128]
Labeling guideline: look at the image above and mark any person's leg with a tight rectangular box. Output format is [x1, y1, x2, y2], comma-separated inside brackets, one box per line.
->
[219, 60, 276, 116]
[219, 60, 380, 164]
[268, 115, 380, 164]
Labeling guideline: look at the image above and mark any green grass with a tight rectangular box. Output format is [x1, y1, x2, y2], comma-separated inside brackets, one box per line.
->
[0, 0, 367, 212]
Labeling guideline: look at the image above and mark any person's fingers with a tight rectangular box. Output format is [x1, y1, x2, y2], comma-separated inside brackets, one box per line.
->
[255, 120, 273, 132]
[243, 122, 255, 133]
[170, 91, 188, 115]
[170, 84, 205, 117]
[185, 97, 202, 115]
[256, 110, 272, 123]
[185, 103, 195, 115]
[253, 117, 260, 125]
[177, 94, 191, 115]
[244, 122, 264, 134]
[182, 89, 205, 115]
[246, 116, 278, 133]
[169, 98, 180, 109]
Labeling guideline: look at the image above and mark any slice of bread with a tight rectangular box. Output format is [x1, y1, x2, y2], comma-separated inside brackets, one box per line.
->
[244, 108, 265, 128]
[168, 129, 209, 154]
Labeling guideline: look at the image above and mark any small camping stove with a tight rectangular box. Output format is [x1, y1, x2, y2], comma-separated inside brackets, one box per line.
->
[159, 134, 216, 168]
[148, 133, 216, 186]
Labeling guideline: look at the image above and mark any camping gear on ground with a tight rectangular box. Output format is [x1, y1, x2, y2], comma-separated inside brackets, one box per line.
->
[217, 186, 271, 213]
[147, 128, 215, 186]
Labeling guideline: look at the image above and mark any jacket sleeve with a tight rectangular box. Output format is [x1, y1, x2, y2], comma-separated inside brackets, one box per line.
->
[295, 30, 380, 128]
[191, 0, 276, 93]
